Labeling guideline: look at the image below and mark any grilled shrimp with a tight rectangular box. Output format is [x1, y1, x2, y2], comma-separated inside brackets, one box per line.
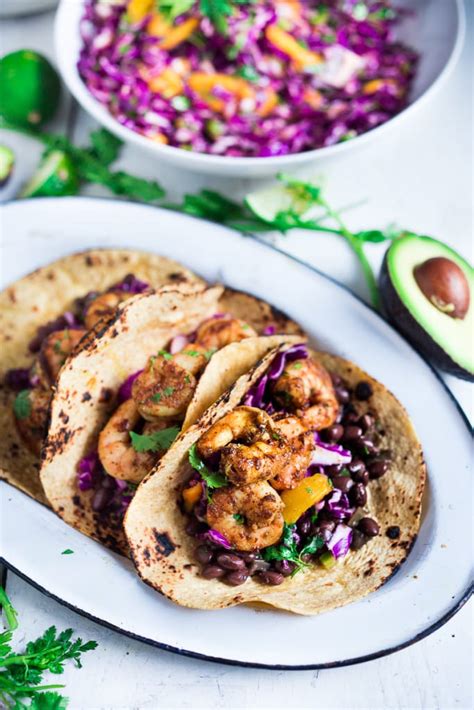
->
[132, 353, 197, 421]
[37, 328, 87, 386]
[197, 406, 292, 486]
[207, 481, 284, 551]
[98, 399, 171, 483]
[195, 316, 256, 349]
[270, 416, 314, 490]
[83, 291, 130, 330]
[14, 387, 51, 456]
[272, 358, 339, 430]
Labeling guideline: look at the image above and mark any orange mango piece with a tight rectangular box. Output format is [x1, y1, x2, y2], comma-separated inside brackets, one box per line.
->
[147, 68, 184, 97]
[159, 17, 199, 51]
[189, 73, 255, 112]
[257, 88, 279, 117]
[182, 482, 202, 513]
[147, 12, 171, 37]
[265, 24, 322, 70]
[363, 78, 399, 95]
[280, 473, 332, 524]
[149, 132, 169, 144]
[303, 87, 323, 109]
[127, 0, 154, 24]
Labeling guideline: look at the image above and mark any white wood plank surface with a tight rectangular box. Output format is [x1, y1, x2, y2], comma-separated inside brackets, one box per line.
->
[1, 3, 472, 708]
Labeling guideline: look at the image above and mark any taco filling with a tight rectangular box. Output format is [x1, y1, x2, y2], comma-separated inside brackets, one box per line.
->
[5, 273, 151, 457]
[181, 343, 391, 587]
[75, 313, 260, 523]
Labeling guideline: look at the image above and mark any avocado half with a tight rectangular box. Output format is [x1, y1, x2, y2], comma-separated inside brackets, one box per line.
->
[379, 235, 473, 381]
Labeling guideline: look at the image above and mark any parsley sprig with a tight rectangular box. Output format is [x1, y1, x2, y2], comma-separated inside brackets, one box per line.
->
[188, 443, 227, 489]
[158, 0, 253, 33]
[0, 587, 97, 709]
[262, 523, 324, 574]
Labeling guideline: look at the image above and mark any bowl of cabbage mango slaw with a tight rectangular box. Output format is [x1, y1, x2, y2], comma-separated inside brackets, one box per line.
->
[55, 0, 464, 176]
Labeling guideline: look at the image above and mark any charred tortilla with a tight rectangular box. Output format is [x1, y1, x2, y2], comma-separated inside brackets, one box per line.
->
[124, 345, 425, 615]
[39, 284, 301, 554]
[0, 249, 200, 504]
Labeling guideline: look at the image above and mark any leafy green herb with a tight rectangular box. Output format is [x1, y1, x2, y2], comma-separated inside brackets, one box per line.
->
[184, 374, 191, 384]
[13, 390, 31, 420]
[235, 65, 260, 83]
[158, 349, 173, 360]
[188, 443, 227, 489]
[61, 550, 74, 556]
[291, 362, 303, 370]
[163, 386, 175, 396]
[233, 513, 245, 524]
[171, 96, 191, 111]
[310, 513, 318, 524]
[262, 524, 324, 574]
[183, 349, 202, 357]
[130, 426, 180, 453]
[157, 0, 195, 20]
[339, 467, 350, 477]
[0, 587, 97, 708]
[151, 392, 162, 402]
[204, 348, 217, 360]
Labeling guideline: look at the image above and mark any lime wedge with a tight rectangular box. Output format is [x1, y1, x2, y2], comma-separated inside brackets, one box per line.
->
[0, 145, 15, 187]
[0, 50, 61, 128]
[245, 179, 317, 223]
[19, 150, 79, 198]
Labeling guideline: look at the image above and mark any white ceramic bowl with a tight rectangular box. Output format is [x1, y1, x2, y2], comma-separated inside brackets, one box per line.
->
[0, 0, 57, 17]
[55, 0, 464, 177]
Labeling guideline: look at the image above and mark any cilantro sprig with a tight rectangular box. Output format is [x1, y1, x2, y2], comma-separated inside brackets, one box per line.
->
[188, 443, 227, 489]
[158, 0, 254, 33]
[262, 523, 324, 574]
[13, 391, 31, 420]
[0, 587, 97, 709]
[130, 425, 180, 453]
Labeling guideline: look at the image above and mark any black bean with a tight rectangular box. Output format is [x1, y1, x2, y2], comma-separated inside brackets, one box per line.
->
[359, 414, 374, 432]
[274, 560, 296, 577]
[355, 381, 373, 400]
[343, 411, 359, 424]
[226, 570, 249, 586]
[343, 425, 363, 441]
[335, 387, 350, 404]
[259, 571, 285, 586]
[300, 552, 312, 563]
[325, 424, 344, 442]
[195, 545, 213, 565]
[350, 529, 367, 550]
[185, 518, 201, 535]
[319, 520, 336, 534]
[347, 458, 365, 475]
[386, 526, 400, 539]
[216, 553, 246, 570]
[325, 464, 342, 477]
[350, 482, 367, 508]
[358, 517, 380, 537]
[239, 551, 258, 562]
[332, 476, 354, 493]
[368, 458, 389, 479]
[202, 564, 226, 579]
[352, 468, 369, 485]
[248, 559, 270, 575]
[297, 518, 311, 536]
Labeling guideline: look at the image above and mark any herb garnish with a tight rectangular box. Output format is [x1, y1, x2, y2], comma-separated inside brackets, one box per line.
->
[0, 586, 97, 708]
[188, 443, 227, 489]
[158, 1, 255, 34]
[158, 350, 173, 360]
[61, 549, 74, 555]
[152, 386, 175, 403]
[233, 513, 245, 524]
[130, 426, 180, 453]
[13, 390, 31, 420]
[262, 523, 324, 574]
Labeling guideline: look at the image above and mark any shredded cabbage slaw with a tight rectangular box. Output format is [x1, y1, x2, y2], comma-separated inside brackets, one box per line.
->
[78, 0, 417, 157]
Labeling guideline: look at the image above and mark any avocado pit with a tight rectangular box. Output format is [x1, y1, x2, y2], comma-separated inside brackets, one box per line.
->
[414, 257, 470, 319]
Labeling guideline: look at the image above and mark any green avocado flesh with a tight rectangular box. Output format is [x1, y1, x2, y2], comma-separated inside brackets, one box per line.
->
[385, 235, 473, 377]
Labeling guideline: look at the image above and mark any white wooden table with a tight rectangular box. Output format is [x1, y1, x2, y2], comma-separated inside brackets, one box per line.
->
[1, 4, 472, 708]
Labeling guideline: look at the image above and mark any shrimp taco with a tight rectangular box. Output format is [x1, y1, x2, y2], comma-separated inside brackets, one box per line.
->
[0, 249, 201, 504]
[40, 285, 302, 554]
[124, 342, 425, 615]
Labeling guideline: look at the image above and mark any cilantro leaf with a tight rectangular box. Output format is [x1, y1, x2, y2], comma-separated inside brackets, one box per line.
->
[188, 443, 227, 489]
[158, 349, 173, 360]
[262, 524, 323, 573]
[89, 128, 122, 166]
[29, 691, 69, 709]
[61, 549, 74, 555]
[13, 390, 31, 420]
[157, 0, 195, 20]
[130, 426, 180, 453]
[300, 535, 325, 557]
[0, 587, 18, 630]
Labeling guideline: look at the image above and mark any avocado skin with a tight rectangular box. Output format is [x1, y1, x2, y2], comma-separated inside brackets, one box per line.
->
[379, 254, 474, 382]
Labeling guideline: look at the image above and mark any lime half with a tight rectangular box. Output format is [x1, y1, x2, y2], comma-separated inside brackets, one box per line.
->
[0, 50, 61, 128]
[19, 150, 79, 198]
